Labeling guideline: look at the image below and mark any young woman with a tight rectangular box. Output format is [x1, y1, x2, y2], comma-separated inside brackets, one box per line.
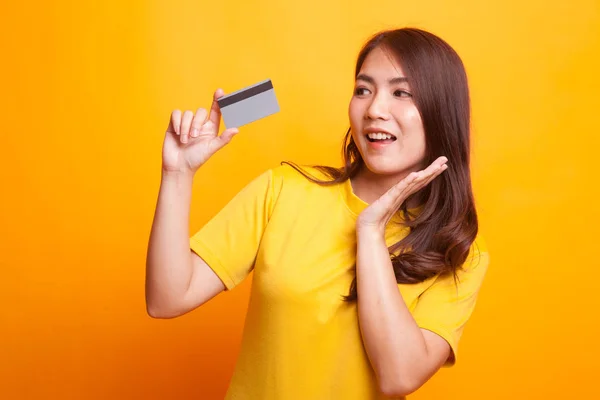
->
[146, 27, 490, 399]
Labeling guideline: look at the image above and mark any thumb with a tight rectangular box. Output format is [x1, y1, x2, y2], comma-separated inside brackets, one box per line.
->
[218, 127, 239, 145]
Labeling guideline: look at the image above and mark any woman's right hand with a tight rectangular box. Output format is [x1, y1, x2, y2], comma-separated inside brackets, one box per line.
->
[162, 88, 239, 174]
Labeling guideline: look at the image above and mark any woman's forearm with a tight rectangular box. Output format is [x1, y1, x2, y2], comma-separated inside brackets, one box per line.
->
[356, 228, 429, 396]
[145, 169, 196, 316]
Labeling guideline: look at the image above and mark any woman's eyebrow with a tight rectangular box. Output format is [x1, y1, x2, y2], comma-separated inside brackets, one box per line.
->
[356, 74, 409, 85]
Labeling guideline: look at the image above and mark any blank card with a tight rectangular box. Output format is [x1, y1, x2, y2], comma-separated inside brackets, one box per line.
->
[217, 79, 280, 129]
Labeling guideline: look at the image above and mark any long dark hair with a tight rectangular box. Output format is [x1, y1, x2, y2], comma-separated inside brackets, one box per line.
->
[283, 28, 478, 301]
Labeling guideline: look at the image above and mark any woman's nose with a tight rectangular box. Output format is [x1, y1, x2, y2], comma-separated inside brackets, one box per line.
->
[366, 93, 390, 120]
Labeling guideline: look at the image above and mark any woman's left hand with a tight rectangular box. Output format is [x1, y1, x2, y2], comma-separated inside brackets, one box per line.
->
[356, 156, 448, 235]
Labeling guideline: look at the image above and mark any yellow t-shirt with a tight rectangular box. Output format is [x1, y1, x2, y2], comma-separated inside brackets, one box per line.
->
[190, 164, 489, 400]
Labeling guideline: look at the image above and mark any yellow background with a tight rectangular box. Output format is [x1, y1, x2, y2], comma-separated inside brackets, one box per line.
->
[2, 0, 599, 398]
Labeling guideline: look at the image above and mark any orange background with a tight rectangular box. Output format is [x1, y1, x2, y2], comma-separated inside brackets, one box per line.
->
[2, 0, 599, 399]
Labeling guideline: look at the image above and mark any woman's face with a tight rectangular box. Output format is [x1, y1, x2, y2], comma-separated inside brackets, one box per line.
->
[349, 46, 427, 178]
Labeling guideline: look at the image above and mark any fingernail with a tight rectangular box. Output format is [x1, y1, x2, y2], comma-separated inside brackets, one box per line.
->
[182, 135, 188, 143]
[191, 128, 198, 137]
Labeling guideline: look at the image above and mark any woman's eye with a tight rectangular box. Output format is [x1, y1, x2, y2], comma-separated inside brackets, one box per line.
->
[354, 87, 370, 96]
[394, 90, 412, 98]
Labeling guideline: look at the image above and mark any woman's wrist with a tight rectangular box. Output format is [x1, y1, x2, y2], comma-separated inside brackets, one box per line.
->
[356, 223, 386, 242]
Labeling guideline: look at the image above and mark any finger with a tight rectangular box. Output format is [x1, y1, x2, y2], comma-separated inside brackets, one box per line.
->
[170, 110, 182, 134]
[410, 163, 448, 194]
[419, 157, 448, 180]
[387, 160, 448, 210]
[217, 127, 239, 145]
[430, 156, 448, 171]
[384, 171, 419, 205]
[190, 108, 208, 138]
[394, 171, 420, 193]
[208, 88, 225, 132]
[376, 171, 419, 218]
[205, 128, 239, 156]
[425, 160, 448, 182]
[409, 158, 448, 189]
[180, 110, 194, 144]
[422, 163, 448, 187]
[199, 119, 216, 136]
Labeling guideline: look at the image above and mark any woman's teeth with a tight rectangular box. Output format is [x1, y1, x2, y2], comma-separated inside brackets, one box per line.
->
[367, 132, 396, 141]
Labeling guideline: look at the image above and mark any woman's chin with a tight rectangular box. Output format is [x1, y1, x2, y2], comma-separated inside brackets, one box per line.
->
[362, 160, 409, 178]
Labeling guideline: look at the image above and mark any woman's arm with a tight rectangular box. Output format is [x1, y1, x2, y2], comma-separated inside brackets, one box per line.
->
[356, 227, 450, 397]
[354, 157, 450, 396]
[146, 94, 239, 318]
[145, 170, 225, 319]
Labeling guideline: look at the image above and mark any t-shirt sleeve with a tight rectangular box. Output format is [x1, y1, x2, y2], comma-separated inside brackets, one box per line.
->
[189, 169, 278, 290]
[411, 239, 490, 366]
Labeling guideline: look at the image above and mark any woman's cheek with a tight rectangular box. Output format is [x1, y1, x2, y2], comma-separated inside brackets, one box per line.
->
[401, 105, 423, 129]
